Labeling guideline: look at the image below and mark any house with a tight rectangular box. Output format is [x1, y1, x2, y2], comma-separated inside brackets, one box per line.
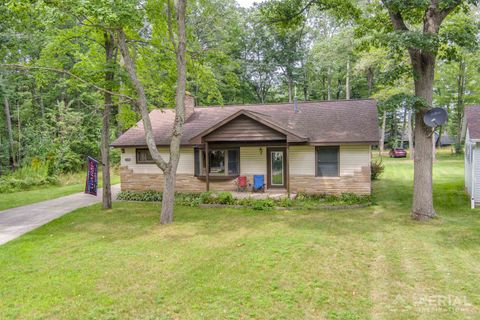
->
[111, 96, 380, 195]
[464, 105, 480, 208]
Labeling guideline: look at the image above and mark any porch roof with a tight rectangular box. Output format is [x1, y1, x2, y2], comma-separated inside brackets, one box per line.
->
[189, 110, 307, 144]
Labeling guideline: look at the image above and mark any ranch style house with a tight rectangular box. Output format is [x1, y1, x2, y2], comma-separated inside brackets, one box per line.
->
[112, 95, 380, 195]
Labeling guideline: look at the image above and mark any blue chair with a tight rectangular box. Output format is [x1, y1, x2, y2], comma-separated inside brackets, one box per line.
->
[253, 175, 265, 192]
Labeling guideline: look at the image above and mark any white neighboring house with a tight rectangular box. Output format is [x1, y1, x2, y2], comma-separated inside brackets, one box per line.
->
[464, 105, 480, 209]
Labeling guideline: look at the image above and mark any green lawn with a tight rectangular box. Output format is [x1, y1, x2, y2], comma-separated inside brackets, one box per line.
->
[1, 155, 479, 319]
[0, 169, 120, 211]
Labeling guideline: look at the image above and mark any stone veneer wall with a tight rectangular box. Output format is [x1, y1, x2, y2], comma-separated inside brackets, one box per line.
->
[120, 167, 237, 193]
[120, 166, 371, 194]
[290, 166, 371, 195]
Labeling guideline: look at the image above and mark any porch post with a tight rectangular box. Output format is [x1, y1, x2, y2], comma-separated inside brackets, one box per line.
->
[286, 141, 290, 198]
[205, 141, 210, 191]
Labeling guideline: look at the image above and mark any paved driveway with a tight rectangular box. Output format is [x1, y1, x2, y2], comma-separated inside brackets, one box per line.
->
[0, 185, 120, 245]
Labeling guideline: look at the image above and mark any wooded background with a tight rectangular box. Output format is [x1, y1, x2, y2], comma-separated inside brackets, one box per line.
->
[1, 0, 478, 174]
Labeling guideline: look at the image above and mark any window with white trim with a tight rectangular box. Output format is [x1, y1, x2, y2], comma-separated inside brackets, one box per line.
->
[194, 148, 239, 176]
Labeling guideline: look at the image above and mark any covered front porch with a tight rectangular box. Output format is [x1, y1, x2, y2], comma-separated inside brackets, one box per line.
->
[195, 142, 292, 195]
[189, 109, 308, 197]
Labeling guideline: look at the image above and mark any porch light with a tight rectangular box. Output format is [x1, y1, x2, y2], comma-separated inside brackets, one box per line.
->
[259, 147, 263, 155]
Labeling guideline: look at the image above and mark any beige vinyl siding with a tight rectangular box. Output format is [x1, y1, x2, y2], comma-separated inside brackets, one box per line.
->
[339, 145, 371, 176]
[120, 147, 194, 175]
[288, 145, 370, 176]
[240, 147, 267, 176]
[289, 146, 315, 175]
[120, 144, 371, 178]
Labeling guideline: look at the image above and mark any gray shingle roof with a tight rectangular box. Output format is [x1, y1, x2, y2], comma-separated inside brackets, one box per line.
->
[111, 99, 380, 147]
[465, 105, 480, 140]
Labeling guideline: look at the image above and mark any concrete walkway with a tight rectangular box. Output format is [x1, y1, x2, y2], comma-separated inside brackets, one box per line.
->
[0, 185, 120, 245]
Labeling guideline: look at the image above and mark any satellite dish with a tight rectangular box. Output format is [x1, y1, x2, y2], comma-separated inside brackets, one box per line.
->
[423, 108, 448, 128]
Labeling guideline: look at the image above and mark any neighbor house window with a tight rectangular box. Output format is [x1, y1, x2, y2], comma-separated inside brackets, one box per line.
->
[136, 148, 154, 164]
[316, 146, 339, 177]
[194, 148, 239, 176]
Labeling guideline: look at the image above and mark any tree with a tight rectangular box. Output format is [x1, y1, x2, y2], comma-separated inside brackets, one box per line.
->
[101, 32, 115, 209]
[374, 0, 477, 220]
[434, 11, 479, 153]
[2, 93, 16, 169]
[116, 0, 187, 224]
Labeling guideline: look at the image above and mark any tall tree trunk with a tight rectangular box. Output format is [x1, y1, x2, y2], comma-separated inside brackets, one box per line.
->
[101, 32, 114, 210]
[160, 0, 187, 224]
[321, 74, 326, 100]
[16, 100, 21, 165]
[327, 67, 332, 100]
[455, 58, 466, 153]
[392, 109, 398, 148]
[384, 0, 461, 221]
[3, 96, 16, 170]
[408, 109, 414, 159]
[379, 110, 386, 156]
[287, 73, 293, 103]
[117, 0, 187, 225]
[367, 67, 374, 97]
[400, 105, 407, 148]
[336, 78, 341, 100]
[410, 50, 436, 220]
[346, 60, 351, 100]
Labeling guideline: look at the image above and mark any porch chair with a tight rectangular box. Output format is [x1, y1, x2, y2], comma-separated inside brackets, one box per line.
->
[252, 175, 265, 192]
[236, 176, 248, 192]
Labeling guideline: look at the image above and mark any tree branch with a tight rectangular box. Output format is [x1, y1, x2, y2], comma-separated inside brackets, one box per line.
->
[265, 0, 317, 24]
[166, 0, 178, 53]
[424, 0, 462, 33]
[382, 1, 410, 31]
[0, 64, 135, 103]
[116, 29, 168, 171]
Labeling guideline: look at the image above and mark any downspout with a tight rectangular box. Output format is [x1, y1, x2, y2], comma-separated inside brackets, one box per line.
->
[472, 143, 477, 209]
[472, 142, 476, 209]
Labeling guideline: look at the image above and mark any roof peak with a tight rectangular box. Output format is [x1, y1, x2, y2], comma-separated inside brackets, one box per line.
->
[195, 98, 376, 109]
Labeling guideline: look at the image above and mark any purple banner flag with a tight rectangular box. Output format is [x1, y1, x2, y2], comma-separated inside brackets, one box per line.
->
[85, 156, 99, 196]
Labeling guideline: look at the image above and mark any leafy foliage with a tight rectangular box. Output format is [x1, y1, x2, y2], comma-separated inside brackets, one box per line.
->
[116, 190, 374, 209]
[0, 162, 58, 193]
[371, 159, 385, 180]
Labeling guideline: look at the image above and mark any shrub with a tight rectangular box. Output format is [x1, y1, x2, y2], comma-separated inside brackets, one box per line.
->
[217, 192, 234, 205]
[116, 190, 373, 209]
[57, 150, 83, 173]
[117, 190, 162, 202]
[371, 159, 385, 180]
[175, 193, 202, 207]
[0, 163, 58, 193]
[277, 197, 294, 207]
[252, 199, 275, 210]
[199, 191, 215, 204]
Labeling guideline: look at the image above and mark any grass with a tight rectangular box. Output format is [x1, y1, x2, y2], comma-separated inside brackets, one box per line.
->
[0, 152, 479, 319]
[0, 169, 120, 211]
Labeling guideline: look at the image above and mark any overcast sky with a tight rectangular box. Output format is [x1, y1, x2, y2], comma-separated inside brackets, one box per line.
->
[236, 0, 260, 8]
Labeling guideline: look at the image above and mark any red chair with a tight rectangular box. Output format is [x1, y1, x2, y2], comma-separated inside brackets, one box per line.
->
[236, 176, 247, 192]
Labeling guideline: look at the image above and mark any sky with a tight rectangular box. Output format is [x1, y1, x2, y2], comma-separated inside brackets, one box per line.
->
[236, 0, 259, 8]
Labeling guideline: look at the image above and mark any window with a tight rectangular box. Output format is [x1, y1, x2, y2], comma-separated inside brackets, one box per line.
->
[136, 148, 154, 164]
[316, 146, 339, 177]
[210, 150, 225, 174]
[194, 148, 239, 176]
